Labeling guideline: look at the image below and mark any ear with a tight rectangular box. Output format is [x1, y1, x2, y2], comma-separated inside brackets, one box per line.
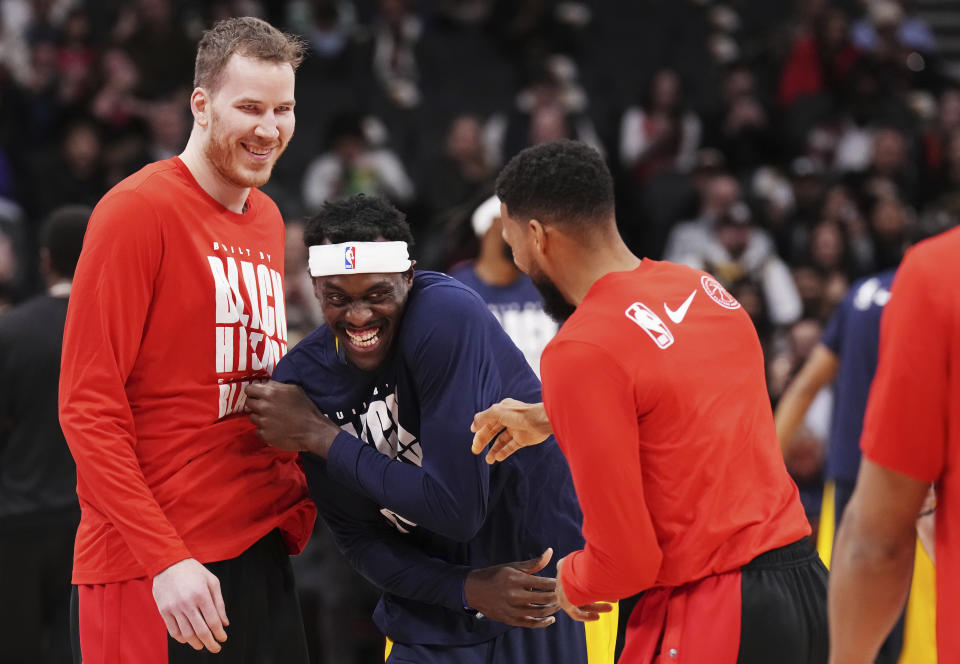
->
[529, 219, 548, 257]
[191, 88, 208, 126]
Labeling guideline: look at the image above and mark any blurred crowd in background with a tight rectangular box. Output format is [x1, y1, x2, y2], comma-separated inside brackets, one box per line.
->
[0, 0, 957, 660]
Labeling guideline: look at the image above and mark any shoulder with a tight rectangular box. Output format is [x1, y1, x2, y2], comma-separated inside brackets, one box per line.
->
[904, 226, 960, 268]
[0, 295, 49, 331]
[0, 296, 65, 350]
[108, 158, 184, 203]
[406, 271, 490, 321]
[89, 160, 184, 230]
[446, 263, 478, 287]
[283, 325, 332, 366]
[248, 187, 283, 222]
[275, 325, 333, 382]
[399, 271, 498, 351]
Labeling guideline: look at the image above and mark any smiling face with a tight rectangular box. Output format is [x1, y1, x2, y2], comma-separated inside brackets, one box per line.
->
[314, 269, 414, 371]
[202, 53, 295, 189]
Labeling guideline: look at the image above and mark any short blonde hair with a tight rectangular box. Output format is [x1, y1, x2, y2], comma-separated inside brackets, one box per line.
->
[194, 16, 306, 92]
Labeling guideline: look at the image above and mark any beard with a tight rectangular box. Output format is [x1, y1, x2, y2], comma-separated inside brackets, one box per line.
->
[529, 264, 577, 323]
[204, 111, 285, 189]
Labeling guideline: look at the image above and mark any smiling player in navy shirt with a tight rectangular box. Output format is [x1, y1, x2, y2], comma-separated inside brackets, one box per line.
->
[244, 195, 617, 662]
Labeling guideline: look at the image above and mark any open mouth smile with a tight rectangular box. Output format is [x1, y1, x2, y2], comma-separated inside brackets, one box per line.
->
[343, 324, 383, 349]
[242, 143, 275, 159]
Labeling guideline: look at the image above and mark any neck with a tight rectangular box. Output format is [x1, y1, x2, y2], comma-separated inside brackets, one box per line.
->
[180, 128, 250, 213]
[473, 252, 519, 287]
[551, 232, 641, 306]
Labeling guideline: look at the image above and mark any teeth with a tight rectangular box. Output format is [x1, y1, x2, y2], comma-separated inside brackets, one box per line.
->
[244, 144, 271, 156]
[345, 328, 380, 348]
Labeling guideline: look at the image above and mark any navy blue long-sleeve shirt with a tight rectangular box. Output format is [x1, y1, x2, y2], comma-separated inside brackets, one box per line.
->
[273, 271, 584, 646]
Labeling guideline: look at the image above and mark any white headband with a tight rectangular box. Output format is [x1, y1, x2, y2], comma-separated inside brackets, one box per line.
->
[471, 195, 502, 237]
[308, 241, 412, 277]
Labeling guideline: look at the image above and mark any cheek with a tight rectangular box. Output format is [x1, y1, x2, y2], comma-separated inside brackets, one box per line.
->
[280, 116, 295, 140]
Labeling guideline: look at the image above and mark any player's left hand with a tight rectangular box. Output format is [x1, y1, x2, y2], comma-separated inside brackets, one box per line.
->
[245, 380, 339, 457]
[555, 556, 614, 622]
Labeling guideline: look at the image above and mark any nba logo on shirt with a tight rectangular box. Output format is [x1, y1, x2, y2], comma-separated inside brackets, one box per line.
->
[344, 246, 356, 270]
[625, 302, 674, 349]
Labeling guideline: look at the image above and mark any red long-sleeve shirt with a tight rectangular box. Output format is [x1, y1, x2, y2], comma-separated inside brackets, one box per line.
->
[59, 157, 315, 584]
[860, 227, 960, 661]
[542, 260, 809, 606]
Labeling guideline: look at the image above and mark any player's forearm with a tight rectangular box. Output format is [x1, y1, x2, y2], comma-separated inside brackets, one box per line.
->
[562, 542, 660, 607]
[61, 389, 190, 575]
[773, 385, 816, 452]
[317, 490, 470, 610]
[828, 522, 915, 664]
[327, 430, 488, 541]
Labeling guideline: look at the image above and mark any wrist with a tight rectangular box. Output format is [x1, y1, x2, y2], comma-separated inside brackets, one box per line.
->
[532, 403, 553, 437]
[304, 421, 338, 458]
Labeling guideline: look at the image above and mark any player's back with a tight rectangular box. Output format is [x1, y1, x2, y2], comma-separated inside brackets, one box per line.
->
[550, 259, 809, 586]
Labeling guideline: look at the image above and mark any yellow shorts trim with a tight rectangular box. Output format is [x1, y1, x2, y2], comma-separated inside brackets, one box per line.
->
[818, 481, 937, 663]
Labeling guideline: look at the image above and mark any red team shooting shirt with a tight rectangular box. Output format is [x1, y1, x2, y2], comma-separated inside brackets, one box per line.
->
[860, 227, 960, 661]
[541, 260, 810, 606]
[59, 157, 315, 584]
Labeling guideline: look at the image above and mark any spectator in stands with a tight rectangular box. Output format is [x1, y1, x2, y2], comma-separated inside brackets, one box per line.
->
[663, 171, 741, 262]
[671, 201, 803, 326]
[779, 7, 860, 108]
[421, 113, 495, 229]
[449, 195, 558, 376]
[850, 0, 936, 55]
[33, 118, 106, 218]
[301, 113, 414, 213]
[619, 67, 702, 183]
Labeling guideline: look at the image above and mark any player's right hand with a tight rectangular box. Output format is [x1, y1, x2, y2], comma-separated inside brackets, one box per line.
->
[464, 548, 559, 628]
[470, 399, 553, 464]
[153, 558, 229, 653]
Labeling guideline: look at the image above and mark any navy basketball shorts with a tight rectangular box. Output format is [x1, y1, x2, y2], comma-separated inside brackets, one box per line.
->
[386, 610, 592, 664]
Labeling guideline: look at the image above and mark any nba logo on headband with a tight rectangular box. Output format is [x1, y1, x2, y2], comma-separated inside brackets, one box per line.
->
[344, 246, 356, 270]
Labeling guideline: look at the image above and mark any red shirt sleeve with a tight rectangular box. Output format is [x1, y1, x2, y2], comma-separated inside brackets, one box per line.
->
[861, 247, 947, 483]
[541, 339, 662, 606]
[59, 189, 192, 577]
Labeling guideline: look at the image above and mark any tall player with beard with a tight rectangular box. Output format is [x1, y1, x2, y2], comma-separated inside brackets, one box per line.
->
[471, 140, 829, 663]
[58, 18, 316, 663]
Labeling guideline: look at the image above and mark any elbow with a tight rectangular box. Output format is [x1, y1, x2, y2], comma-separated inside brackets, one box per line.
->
[439, 510, 485, 543]
[834, 514, 916, 575]
[622, 550, 662, 595]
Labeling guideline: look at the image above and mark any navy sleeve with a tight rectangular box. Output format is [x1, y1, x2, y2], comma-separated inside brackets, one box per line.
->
[326, 285, 504, 542]
[307, 457, 470, 611]
[272, 353, 302, 384]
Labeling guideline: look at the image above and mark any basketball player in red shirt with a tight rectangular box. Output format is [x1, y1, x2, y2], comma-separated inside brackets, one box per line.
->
[829, 226, 960, 663]
[471, 140, 828, 663]
[58, 18, 315, 663]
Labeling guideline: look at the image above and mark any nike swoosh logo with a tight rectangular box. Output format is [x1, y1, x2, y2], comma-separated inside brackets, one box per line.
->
[664, 290, 697, 324]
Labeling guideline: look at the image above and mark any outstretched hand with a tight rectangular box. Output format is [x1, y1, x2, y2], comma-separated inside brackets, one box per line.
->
[245, 380, 340, 458]
[556, 556, 615, 622]
[470, 399, 553, 464]
[464, 548, 560, 628]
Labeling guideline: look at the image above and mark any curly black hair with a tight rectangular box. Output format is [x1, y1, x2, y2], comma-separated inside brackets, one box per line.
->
[495, 140, 614, 228]
[303, 195, 415, 248]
